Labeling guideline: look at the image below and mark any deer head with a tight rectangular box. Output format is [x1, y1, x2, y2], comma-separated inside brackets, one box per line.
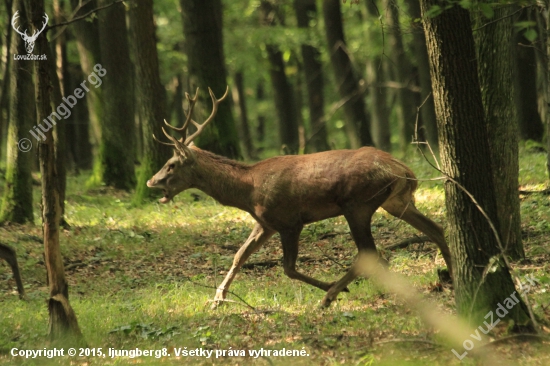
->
[12, 11, 48, 54]
[147, 86, 229, 203]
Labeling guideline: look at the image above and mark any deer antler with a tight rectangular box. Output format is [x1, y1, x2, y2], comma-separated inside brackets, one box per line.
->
[163, 87, 199, 142]
[184, 86, 229, 145]
[153, 86, 229, 149]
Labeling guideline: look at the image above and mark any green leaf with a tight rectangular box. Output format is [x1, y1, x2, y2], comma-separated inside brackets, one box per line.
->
[524, 28, 538, 42]
[479, 3, 494, 19]
[425, 5, 442, 18]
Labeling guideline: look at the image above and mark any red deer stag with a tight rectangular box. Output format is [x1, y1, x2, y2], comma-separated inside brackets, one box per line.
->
[147, 87, 453, 308]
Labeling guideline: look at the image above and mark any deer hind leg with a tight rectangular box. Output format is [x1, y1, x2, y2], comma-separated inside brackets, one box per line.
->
[382, 198, 453, 279]
[280, 228, 337, 292]
[320, 204, 383, 308]
[211, 223, 275, 309]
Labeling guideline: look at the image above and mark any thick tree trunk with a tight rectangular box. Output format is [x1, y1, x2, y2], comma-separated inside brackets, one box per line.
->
[0, 0, 13, 162]
[95, 0, 136, 190]
[67, 66, 93, 171]
[365, 0, 391, 152]
[69, 0, 102, 151]
[259, 1, 300, 154]
[46, 44, 67, 226]
[544, 2, 550, 179]
[26, 0, 83, 340]
[180, 0, 241, 158]
[421, 0, 533, 328]
[0, 0, 34, 224]
[405, 0, 438, 149]
[323, 0, 373, 148]
[384, 0, 416, 154]
[294, 0, 330, 153]
[233, 71, 255, 159]
[266, 46, 300, 154]
[515, 9, 544, 142]
[473, 3, 524, 260]
[256, 81, 266, 147]
[130, 0, 172, 204]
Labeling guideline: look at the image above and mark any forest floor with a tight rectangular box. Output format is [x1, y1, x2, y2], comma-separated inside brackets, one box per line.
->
[0, 144, 549, 365]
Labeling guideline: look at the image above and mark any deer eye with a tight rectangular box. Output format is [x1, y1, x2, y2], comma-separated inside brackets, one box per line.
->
[168, 164, 175, 171]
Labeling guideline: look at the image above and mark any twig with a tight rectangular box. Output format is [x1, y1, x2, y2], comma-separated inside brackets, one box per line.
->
[472, 6, 528, 32]
[46, 0, 123, 31]
[515, 277, 539, 332]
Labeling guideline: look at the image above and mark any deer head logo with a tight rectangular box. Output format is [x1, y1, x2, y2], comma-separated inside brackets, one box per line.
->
[11, 11, 49, 54]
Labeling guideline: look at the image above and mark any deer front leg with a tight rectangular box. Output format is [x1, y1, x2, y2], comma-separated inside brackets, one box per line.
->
[211, 223, 275, 309]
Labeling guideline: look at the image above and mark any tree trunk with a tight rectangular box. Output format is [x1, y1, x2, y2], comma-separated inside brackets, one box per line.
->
[256, 81, 266, 148]
[514, 8, 544, 142]
[26, 0, 83, 341]
[259, 0, 300, 154]
[233, 71, 255, 159]
[365, 0, 391, 152]
[46, 43, 67, 226]
[180, 0, 241, 158]
[0, 0, 34, 224]
[322, 0, 373, 148]
[129, 0, 172, 204]
[95, 0, 136, 190]
[473, 3, 524, 260]
[294, 0, 329, 153]
[67, 65, 93, 171]
[420, 0, 533, 328]
[405, 0, 438, 149]
[546, 2, 550, 179]
[69, 0, 102, 152]
[384, 0, 416, 154]
[0, 0, 13, 162]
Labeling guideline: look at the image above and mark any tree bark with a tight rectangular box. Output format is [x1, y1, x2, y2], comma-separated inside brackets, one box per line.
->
[294, 0, 330, 153]
[514, 8, 544, 142]
[0, 0, 34, 224]
[129, 0, 172, 204]
[421, 0, 533, 328]
[233, 71, 255, 159]
[259, 0, 300, 154]
[96, 0, 136, 190]
[473, 2, 524, 260]
[26, 0, 83, 341]
[323, 0, 373, 148]
[405, 0, 438, 149]
[384, 0, 417, 154]
[69, 0, 102, 151]
[180, 0, 241, 158]
[365, 0, 391, 152]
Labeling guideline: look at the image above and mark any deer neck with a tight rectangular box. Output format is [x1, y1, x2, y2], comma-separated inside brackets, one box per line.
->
[190, 148, 253, 211]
